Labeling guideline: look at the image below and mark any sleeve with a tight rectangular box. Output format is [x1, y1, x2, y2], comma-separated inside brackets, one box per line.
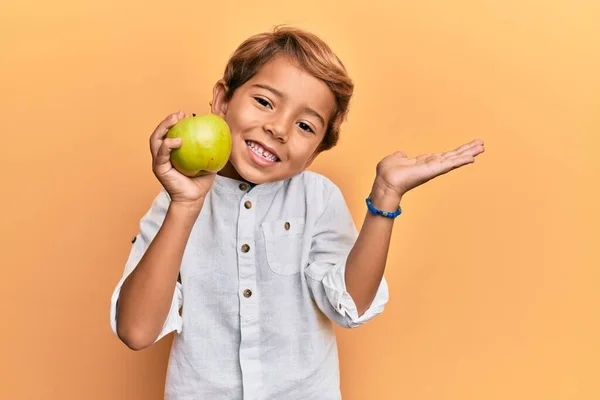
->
[304, 183, 389, 329]
[109, 189, 183, 342]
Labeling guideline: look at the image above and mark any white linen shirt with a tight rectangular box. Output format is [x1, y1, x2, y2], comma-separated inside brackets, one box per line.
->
[110, 171, 389, 400]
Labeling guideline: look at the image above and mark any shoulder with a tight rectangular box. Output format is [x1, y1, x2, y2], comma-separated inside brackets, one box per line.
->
[290, 169, 340, 191]
[290, 172, 357, 234]
[288, 171, 346, 207]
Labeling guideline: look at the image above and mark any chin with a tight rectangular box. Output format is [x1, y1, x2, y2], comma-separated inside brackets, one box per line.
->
[234, 164, 280, 185]
[231, 155, 301, 185]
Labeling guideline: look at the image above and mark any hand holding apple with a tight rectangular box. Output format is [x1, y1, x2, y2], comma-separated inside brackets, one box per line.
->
[167, 113, 232, 177]
[150, 111, 232, 207]
[372, 139, 485, 203]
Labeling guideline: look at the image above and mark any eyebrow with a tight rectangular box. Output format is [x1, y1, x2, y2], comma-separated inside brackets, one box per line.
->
[251, 83, 326, 128]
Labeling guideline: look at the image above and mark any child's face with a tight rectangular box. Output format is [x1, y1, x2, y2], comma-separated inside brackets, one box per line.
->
[211, 55, 336, 184]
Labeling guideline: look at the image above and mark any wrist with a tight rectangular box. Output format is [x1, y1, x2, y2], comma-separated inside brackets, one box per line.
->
[168, 199, 204, 216]
[370, 177, 403, 213]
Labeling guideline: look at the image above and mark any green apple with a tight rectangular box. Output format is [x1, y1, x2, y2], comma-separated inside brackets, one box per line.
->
[166, 114, 232, 177]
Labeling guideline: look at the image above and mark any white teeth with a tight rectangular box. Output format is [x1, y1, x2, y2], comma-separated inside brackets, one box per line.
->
[246, 141, 279, 162]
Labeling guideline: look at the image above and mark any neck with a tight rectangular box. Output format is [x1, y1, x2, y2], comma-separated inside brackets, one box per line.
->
[218, 161, 251, 184]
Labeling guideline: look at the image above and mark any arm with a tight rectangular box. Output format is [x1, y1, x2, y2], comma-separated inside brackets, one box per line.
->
[113, 111, 216, 350]
[344, 178, 402, 316]
[116, 200, 201, 350]
[344, 139, 485, 316]
[304, 181, 389, 329]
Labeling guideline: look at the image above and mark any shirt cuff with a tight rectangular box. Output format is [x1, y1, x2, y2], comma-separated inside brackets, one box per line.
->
[321, 264, 389, 328]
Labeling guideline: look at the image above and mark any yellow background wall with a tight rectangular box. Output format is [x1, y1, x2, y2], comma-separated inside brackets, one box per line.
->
[1, 0, 598, 399]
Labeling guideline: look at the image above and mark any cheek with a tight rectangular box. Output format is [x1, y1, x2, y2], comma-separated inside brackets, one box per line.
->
[286, 137, 320, 165]
[226, 101, 259, 135]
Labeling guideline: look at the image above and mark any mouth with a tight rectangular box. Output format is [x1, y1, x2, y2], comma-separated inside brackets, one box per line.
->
[245, 140, 281, 163]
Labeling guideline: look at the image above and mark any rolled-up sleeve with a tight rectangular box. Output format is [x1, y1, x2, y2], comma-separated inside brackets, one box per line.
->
[304, 183, 389, 329]
[109, 189, 183, 342]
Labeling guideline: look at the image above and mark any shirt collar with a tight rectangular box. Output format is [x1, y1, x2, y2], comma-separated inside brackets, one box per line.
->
[211, 174, 286, 195]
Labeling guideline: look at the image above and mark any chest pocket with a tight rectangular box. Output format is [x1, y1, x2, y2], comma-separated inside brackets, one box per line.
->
[261, 218, 306, 276]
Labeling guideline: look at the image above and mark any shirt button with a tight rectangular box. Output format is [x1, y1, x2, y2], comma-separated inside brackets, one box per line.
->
[244, 200, 252, 209]
[241, 244, 250, 253]
[243, 289, 252, 298]
[284, 221, 291, 230]
[239, 183, 248, 191]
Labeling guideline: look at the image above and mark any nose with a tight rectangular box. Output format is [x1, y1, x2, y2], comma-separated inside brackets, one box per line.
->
[263, 117, 290, 143]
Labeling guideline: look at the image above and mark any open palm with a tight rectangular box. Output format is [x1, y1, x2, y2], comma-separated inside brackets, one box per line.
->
[375, 139, 485, 196]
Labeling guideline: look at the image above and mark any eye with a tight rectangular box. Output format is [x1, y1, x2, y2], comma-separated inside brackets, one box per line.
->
[297, 122, 314, 134]
[254, 97, 272, 109]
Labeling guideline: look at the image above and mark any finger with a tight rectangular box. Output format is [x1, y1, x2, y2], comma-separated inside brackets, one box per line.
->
[152, 111, 185, 139]
[441, 144, 472, 158]
[442, 154, 476, 171]
[154, 138, 182, 170]
[451, 143, 485, 160]
[441, 139, 484, 158]
[466, 143, 485, 157]
[425, 154, 473, 176]
[457, 139, 484, 151]
[417, 139, 484, 162]
[150, 111, 185, 156]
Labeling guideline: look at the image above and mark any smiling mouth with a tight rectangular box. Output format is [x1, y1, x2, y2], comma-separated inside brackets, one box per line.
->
[245, 140, 280, 162]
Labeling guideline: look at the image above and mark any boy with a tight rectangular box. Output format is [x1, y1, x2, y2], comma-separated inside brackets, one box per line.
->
[110, 26, 484, 399]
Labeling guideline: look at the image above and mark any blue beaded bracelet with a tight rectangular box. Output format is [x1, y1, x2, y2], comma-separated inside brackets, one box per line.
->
[366, 196, 402, 218]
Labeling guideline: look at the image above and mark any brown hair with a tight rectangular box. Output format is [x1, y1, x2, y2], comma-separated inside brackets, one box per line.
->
[222, 26, 354, 153]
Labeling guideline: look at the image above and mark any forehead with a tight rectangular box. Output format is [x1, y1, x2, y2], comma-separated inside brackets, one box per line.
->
[245, 55, 336, 119]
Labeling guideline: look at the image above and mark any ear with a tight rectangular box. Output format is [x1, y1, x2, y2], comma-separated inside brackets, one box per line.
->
[211, 79, 229, 117]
